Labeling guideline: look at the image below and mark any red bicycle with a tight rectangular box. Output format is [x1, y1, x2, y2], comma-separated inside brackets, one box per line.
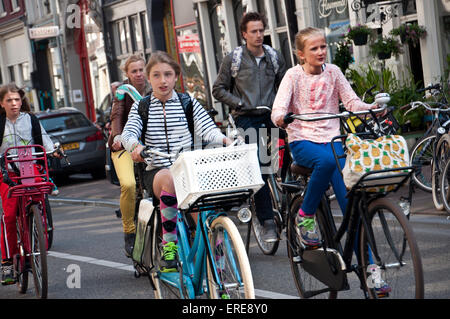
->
[1, 144, 55, 299]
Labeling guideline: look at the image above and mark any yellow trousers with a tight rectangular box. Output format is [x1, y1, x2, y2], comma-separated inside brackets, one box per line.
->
[111, 150, 136, 234]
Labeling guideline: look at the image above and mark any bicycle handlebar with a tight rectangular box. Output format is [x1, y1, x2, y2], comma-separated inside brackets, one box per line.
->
[404, 101, 450, 115]
[285, 106, 387, 123]
[417, 83, 441, 94]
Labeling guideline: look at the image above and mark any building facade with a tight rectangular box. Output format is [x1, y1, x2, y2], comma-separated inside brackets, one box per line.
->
[189, 0, 450, 120]
[0, 0, 35, 106]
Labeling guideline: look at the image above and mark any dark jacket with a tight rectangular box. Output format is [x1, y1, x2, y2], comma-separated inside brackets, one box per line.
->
[107, 79, 152, 149]
[212, 45, 287, 117]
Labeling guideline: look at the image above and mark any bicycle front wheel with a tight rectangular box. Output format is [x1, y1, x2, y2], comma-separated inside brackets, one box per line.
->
[441, 157, 450, 214]
[434, 134, 450, 211]
[286, 195, 338, 299]
[29, 204, 48, 299]
[410, 134, 436, 192]
[359, 198, 424, 299]
[207, 216, 254, 299]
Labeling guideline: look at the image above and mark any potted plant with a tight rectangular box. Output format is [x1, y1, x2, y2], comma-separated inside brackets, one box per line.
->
[369, 36, 403, 60]
[346, 24, 372, 46]
[390, 23, 426, 47]
[333, 41, 354, 73]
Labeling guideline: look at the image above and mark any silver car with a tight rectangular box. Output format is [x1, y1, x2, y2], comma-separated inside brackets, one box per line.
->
[36, 108, 106, 179]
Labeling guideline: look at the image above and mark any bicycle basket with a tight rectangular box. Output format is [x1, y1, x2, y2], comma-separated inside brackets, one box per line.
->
[342, 134, 410, 192]
[170, 144, 264, 209]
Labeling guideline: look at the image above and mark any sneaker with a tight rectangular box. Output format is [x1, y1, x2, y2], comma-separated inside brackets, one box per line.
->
[261, 219, 278, 243]
[375, 281, 392, 297]
[159, 242, 178, 273]
[1, 262, 16, 285]
[295, 214, 320, 247]
[124, 233, 136, 258]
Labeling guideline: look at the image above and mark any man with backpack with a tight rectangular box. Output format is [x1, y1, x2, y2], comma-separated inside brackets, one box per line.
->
[213, 12, 287, 242]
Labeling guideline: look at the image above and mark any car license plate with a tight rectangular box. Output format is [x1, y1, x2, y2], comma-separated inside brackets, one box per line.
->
[62, 142, 80, 151]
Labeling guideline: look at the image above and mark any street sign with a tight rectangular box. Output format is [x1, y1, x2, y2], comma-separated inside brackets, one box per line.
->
[29, 26, 60, 40]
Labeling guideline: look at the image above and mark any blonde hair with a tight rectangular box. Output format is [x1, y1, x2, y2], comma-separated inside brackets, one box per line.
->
[121, 54, 145, 74]
[145, 51, 181, 77]
[294, 27, 326, 65]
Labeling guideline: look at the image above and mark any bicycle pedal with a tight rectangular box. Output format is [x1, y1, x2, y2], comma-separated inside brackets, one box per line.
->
[292, 255, 302, 263]
[376, 292, 389, 298]
[304, 244, 322, 251]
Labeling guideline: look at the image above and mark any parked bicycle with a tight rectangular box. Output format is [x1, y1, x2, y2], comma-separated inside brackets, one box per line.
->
[282, 104, 424, 299]
[407, 83, 449, 194]
[403, 98, 450, 210]
[0, 142, 65, 298]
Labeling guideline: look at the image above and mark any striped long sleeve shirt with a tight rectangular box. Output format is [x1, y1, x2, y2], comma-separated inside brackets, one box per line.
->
[122, 90, 225, 168]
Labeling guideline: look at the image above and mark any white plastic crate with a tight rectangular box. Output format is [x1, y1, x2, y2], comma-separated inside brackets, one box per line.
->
[170, 144, 264, 209]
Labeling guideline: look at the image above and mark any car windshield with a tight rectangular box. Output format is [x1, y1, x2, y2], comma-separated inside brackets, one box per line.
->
[40, 113, 92, 133]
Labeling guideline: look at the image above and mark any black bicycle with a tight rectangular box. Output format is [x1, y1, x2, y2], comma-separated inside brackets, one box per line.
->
[284, 106, 424, 299]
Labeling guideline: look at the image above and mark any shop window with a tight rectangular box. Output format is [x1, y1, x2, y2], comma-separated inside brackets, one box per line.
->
[256, 0, 266, 16]
[0, 1, 5, 16]
[112, 19, 129, 56]
[308, 0, 350, 63]
[176, 27, 207, 107]
[208, 1, 230, 67]
[11, 0, 20, 12]
[274, 0, 287, 27]
[19, 62, 29, 82]
[140, 12, 151, 52]
[8, 66, 15, 82]
[130, 14, 144, 52]
[232, 0, 244, 45]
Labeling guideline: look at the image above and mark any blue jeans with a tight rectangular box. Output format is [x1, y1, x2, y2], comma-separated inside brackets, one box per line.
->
[289, 140, 347, 216]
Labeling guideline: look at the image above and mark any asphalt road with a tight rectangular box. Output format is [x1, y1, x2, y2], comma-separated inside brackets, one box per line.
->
[0, 175, 449, 299]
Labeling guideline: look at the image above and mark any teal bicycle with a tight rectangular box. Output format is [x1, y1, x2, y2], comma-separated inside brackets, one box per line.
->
[116, 84, 258, 299]
[139, 145, 257, 299]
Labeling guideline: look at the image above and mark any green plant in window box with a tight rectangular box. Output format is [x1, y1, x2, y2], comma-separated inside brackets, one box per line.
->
[369, 36, 403, 60]
[346, 24, 372, 46]
[390, 23, 426, 48]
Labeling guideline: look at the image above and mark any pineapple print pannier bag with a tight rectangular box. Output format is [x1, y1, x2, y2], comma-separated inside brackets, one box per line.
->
[342, 134, 410, 192]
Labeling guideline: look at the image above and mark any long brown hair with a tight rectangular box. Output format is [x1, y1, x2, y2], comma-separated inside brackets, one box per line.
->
[0, 83, 31, 115]
[145, 51, 181, 77]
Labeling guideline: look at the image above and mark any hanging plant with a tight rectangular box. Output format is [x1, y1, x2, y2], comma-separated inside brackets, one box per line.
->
[346, 24, 372, 46]
[333, 41, 354, 74]
[369, 36, 403, 60]
[390, 23, 427, 47]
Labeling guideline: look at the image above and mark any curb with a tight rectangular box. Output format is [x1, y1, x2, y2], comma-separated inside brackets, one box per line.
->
[48, 196, 119, 208]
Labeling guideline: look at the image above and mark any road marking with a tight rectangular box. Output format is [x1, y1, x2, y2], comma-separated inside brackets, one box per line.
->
[48, 251, 298, 299]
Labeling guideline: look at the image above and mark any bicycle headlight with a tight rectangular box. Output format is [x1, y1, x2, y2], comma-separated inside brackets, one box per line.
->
[237, 207, 252, 223]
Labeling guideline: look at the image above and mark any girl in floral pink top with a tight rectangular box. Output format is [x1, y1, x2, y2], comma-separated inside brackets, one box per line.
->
[271, 27, 378, 247]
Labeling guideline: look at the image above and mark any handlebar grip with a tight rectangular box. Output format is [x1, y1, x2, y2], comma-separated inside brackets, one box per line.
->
[283, 112, 294, 125]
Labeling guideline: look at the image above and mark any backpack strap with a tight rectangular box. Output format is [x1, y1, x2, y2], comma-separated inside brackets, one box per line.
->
[230, 45, 279, 78]
[0, 114, 6, 147]
[138, 95, 152, 143]
[177, 92, 194, 140]
[30, 113, 43, 146]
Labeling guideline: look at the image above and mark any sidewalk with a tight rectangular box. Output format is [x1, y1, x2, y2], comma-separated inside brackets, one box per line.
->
[50, 176, 446, 216]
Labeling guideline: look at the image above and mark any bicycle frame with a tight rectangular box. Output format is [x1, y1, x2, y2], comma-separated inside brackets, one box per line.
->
[156, 190, 252, 299]
[3, 145, 54, 288]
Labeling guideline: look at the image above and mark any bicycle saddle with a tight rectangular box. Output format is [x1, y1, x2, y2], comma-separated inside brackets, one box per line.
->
[290, 163, 313, 177]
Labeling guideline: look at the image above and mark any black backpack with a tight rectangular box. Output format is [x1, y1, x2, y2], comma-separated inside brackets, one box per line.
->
[137, 92, 194, 142]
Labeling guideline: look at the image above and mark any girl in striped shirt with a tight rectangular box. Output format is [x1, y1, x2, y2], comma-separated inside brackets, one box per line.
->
[122, 51, 229, 272]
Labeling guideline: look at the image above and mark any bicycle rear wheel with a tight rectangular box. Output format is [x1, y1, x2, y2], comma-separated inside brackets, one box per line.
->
[410, 135, 435, 192]
[433, 134, 450, 211]
[15, 222, 28, 294]
[207, 216, 254, 299]
[359, 198, 424, 299]
[150, 213, 183, 299]
[286, 195, 338, 299]
[441, 157, 450, 214]
[29, 204, 48, 299]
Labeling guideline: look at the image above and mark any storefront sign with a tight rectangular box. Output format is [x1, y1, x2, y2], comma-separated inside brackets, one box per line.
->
[318, 0, 347, 18]
[29, 26, 60, 39]
[178, 34, 201, 53]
